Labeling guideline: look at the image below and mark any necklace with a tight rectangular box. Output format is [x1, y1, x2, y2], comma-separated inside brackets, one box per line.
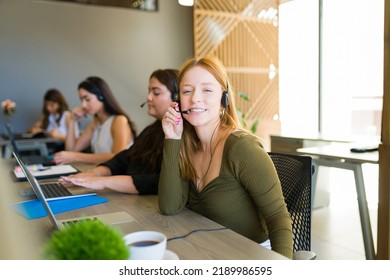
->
[196, 121, 222, 192]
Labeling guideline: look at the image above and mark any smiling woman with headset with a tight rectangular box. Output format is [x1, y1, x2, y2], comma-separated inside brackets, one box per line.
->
[158, 55, 293, 259]
[54, 76, 136, 165]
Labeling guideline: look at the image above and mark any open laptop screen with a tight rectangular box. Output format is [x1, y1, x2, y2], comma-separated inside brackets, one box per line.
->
[3, 123, 56, 166]
[11, 146, 60, 229]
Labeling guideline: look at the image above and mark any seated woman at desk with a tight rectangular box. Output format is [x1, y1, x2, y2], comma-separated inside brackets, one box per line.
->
[59, 69, 178, 195]
[54, 76, 136, 165]
[29, 88, 73, 141]
[158, 55, 293, 259]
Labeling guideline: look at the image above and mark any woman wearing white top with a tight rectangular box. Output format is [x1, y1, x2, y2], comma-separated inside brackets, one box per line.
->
[29, 89, 72, 141]
[54, 77, 136, 165]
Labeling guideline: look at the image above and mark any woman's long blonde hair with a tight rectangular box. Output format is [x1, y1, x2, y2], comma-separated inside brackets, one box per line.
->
[178, 55, 241, 181]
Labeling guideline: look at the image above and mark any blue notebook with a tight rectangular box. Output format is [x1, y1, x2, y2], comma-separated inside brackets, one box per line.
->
[12, 195, 108, 220]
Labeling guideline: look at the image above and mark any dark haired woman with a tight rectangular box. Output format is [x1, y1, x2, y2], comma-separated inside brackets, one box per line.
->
[29, 88, 73, 141]
[59, 69, 178, 194]
[54, 76, 136, 165]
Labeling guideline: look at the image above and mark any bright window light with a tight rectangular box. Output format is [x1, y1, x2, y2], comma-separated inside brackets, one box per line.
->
[178, 0, 194, 6]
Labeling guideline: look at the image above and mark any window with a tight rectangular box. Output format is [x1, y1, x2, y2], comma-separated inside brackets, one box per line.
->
[279, 0, 384, 141]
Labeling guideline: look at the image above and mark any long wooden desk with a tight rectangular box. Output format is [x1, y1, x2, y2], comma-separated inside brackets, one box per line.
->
[0, 158, 287, 260]
[270, 133, 352, 155]
[297, 143, 379, 260]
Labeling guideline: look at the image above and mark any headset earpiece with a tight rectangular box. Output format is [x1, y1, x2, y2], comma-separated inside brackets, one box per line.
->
[171, 89, 179, 102]
[171, 76, 178, 102]
[164, 69, 179, 102]
[85, 78, 104, 101]
[221, 82, 229, 108]
[221, 91, 228, 108]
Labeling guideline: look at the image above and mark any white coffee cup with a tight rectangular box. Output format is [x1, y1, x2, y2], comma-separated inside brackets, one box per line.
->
[123, 231, 167, 260]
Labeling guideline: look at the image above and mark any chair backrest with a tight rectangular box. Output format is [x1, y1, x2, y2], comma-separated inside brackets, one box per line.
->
[268, 152, 313, 252]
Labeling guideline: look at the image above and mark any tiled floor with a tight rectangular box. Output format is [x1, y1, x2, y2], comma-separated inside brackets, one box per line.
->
[311, 164, 378, 260]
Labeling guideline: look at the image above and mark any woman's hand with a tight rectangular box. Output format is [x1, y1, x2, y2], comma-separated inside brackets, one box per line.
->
[47, 129, 64, 140]
[71, 106, 86, 121]
[59, 172, 96, 183]
[53, 151, 78, 165]
[59, 174, 106, 190]
[162, 102, 183, 139]
[30, 127, 43, 134]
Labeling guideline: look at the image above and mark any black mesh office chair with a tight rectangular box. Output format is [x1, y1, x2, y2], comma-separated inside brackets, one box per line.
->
[268, 152, 317, 260]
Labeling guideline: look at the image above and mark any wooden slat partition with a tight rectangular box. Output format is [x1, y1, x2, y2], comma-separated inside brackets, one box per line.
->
[194, 0, 280, 149]
[376, 0, 390, 260]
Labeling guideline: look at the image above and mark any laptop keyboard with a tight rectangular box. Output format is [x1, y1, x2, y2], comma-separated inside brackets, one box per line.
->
[61, 217, 99, 227]
[39, 182, 73, 198]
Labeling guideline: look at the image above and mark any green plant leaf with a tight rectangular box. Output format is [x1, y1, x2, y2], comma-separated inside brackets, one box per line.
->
[237, 91, 259, 134]
[251, 119, 259, 134]
[238, 92, 250, 101]
[236, 108, 244, 118]
[43, 220, 129, 260]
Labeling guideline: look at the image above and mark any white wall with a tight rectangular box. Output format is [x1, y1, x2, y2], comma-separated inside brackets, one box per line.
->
[0, 0, 193, 133]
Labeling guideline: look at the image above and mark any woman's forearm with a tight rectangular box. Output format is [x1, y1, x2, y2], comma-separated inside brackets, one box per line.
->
[73, 152, 116, 165]
[88, 165, 112, 177]
[158, 139, 187, 215]
[65, 118, 78, 150]
[100, 175, 139, 194]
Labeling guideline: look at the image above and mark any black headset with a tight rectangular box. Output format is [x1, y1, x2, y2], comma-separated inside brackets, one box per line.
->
[164, 69, 179, 102]
[84, 78, 104, 101]
[221, 81, 229, 108]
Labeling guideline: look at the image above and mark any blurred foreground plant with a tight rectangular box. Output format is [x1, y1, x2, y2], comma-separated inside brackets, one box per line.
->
[43, 219, 129, 260]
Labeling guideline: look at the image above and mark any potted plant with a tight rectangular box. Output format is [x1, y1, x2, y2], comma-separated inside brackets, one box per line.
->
[1, 98, 16, 116]
[1, 98, 16, 124]
[43, 220, 129, 260]
[236, 92, 259, 134]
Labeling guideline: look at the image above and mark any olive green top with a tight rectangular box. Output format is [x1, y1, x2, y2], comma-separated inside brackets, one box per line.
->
[158, 130, 293, 259]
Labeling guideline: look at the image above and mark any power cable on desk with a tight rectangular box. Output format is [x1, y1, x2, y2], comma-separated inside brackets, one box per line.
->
[167, 227, 228, 242]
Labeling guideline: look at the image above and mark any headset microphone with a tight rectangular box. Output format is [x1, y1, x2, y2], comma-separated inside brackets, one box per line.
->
[140, 101, 147, 108]
[175, 108, 190, 115]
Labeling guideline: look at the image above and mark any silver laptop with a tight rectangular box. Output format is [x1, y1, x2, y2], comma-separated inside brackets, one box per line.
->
[10, 144, 96, 200]
[3, 123, 56, 166]
[12, 147, 141, 231]
[6, 125, 96, 200]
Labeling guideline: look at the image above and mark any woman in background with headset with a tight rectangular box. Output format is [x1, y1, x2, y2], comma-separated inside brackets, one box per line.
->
[158, 55, 293, 259]
[54, 76, 136, 165]
[59, 69, 178, 194]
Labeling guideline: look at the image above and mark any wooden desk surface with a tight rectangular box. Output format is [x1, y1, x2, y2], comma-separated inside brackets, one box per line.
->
[270, 133, 351, 143]
[297, 143, 379, 164]
[0, 159, 287, 260]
